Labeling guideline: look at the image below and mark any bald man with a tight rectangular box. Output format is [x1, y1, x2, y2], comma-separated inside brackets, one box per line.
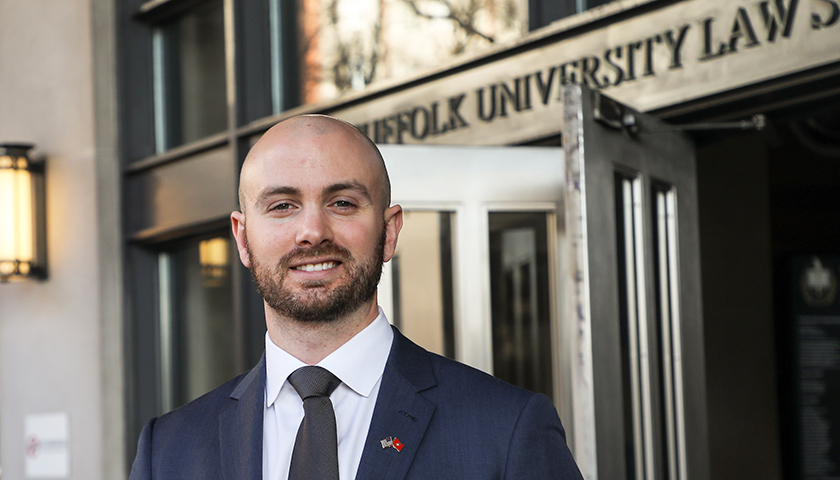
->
[129, 115, 583, 480]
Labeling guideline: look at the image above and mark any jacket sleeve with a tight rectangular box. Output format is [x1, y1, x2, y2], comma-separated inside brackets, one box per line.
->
[129, 417, 157, 480]
[504, 393, 584, 479]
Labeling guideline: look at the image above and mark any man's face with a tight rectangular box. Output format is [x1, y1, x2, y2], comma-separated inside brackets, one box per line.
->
[231, 118, 401, 324]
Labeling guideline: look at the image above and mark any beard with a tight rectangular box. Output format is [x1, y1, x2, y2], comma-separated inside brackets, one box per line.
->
[246, 229, 386, 323]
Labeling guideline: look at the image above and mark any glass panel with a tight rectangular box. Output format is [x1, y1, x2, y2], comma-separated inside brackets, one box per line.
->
[386, 211, 455, 358]
[528, 0, 575, 30]
[155, 0, 227, 150]
[488, 212, 553, 400]
[652, 184, 687, 480]
[237, 0, 282, 124]
[615, 174, 646, 480]
[158, 236, 236, 410]
[270, 0, 300, 114]
[295, 0, 528, 104]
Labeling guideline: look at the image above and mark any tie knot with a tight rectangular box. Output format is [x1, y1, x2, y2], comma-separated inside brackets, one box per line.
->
[288, 366, 341, 400]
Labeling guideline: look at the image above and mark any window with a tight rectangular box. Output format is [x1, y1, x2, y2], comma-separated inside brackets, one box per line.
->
[296, 0, 529, 103]
[152, 0, 227, 151]
[489, 212, 554, 400]
[290, 0, 619, 103]
[530, 0, 614, 30]
[158, 236, 236, 410]
[383, 211, 456, 358]
[615, 174, 688, 480]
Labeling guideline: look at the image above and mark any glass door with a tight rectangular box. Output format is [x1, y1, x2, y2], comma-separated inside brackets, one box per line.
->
[376, 144, 566, 406]
[562, 86, 707, 480]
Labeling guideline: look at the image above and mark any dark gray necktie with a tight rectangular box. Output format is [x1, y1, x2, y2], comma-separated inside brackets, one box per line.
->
[288, 366, 342, 480]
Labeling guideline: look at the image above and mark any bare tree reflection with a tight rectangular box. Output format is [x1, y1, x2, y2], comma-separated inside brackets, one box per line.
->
[299, 0, 523, 101]
[401, 0, 495, 45]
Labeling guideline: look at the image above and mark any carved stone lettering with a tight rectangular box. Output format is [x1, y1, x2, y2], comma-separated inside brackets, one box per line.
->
[758, 0, 799, 41]
[664, 25, 691, 69]
[812, 0, 840, 28]
[728, 7, 761, 53]
[347, 0, 840, 144]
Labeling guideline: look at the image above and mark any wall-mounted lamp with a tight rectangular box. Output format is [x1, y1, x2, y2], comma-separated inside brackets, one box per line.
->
[0, 143, 46, 282]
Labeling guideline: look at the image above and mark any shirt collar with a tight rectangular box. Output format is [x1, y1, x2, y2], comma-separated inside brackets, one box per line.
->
[265, 307, 394, 407]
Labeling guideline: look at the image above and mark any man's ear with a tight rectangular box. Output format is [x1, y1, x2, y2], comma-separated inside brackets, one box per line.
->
[383, 204, 403, 263]
[230, 211, 252, 268]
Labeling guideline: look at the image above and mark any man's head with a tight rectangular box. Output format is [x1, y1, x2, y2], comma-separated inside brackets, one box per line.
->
[231, 114, 402, 325]
[238, 115, 391, 214]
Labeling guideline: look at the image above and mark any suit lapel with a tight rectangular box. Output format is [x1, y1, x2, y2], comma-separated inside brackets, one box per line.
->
[220, 355, 265, 480]
[355, 328, 437, 480]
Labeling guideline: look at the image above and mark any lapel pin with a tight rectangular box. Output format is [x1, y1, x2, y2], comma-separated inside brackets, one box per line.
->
[380, 436, 404, 452]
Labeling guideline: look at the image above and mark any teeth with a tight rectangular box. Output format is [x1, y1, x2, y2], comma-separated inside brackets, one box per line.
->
[295, 262, 337, 272]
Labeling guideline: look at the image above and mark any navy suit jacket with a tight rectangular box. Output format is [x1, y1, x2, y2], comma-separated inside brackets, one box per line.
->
[129, 327, 583, 479]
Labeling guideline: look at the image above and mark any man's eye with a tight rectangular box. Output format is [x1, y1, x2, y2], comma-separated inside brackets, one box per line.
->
[332, 200, 355, 208]
[271, 202, 294, 211]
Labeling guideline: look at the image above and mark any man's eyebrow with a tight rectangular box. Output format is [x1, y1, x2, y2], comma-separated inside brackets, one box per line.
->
[256, 186, 301, 204]
[323, 181, 372, 202]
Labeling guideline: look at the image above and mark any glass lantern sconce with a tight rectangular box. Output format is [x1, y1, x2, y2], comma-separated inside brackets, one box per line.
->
[0, 143, 47, 282]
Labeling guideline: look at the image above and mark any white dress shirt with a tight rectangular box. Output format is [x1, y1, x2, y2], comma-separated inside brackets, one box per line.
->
[263, 308, 394, 480]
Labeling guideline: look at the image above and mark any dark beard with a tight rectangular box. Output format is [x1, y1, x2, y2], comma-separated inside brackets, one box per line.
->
[246, 229, 386, 323]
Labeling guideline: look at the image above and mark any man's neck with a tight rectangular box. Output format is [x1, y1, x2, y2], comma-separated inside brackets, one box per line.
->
[265, 302, 380, 365]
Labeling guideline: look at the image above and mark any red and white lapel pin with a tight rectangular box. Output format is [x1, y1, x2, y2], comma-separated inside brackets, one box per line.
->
[380, 436, 404, 452]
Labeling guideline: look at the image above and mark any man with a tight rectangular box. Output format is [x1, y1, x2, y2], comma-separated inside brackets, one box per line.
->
[129, 114, 583, 479]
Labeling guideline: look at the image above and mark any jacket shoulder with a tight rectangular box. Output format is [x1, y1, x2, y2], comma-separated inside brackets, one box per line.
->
[385, 328, 583, 479]
[155, 370, 249, 431]
[390, 327, 535, 410]
[429, 351, 536, 409]
[129, 361, 265, 480]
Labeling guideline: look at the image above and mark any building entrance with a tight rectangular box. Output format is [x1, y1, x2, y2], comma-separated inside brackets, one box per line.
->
[374, 86, 709, 480]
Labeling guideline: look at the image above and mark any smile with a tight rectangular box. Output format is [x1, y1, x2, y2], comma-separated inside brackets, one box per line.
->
[293, 262, 338, 272]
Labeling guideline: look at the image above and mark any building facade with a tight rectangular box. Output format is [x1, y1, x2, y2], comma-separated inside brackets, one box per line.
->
[1, 0, 839, 478]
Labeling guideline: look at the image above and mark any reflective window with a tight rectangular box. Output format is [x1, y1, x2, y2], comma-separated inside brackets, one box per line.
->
[269, 0, 300, 115]
[382, 211, 456, 358]
[290, 0, 618, 103]
[652, 184, 687, 480]
[296, 0, 528, 103]
[615, 174, 646, 480]
[153, 0, 227, 151]
[158, 236, 236, 410]
[615, 174, 688, 480]
[489, 212, 553, 400]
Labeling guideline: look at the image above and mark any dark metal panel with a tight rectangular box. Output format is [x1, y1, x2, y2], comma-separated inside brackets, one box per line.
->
[136, 0, 212, 22]
[125, 132, 228, 173]
[125, 146, 237, 238]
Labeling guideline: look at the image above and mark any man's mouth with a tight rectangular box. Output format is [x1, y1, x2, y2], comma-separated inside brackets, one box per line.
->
[293, 261, 339, 272]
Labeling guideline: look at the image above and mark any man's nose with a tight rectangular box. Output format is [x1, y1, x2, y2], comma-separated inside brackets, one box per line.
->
[295, 208, 333, 247]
